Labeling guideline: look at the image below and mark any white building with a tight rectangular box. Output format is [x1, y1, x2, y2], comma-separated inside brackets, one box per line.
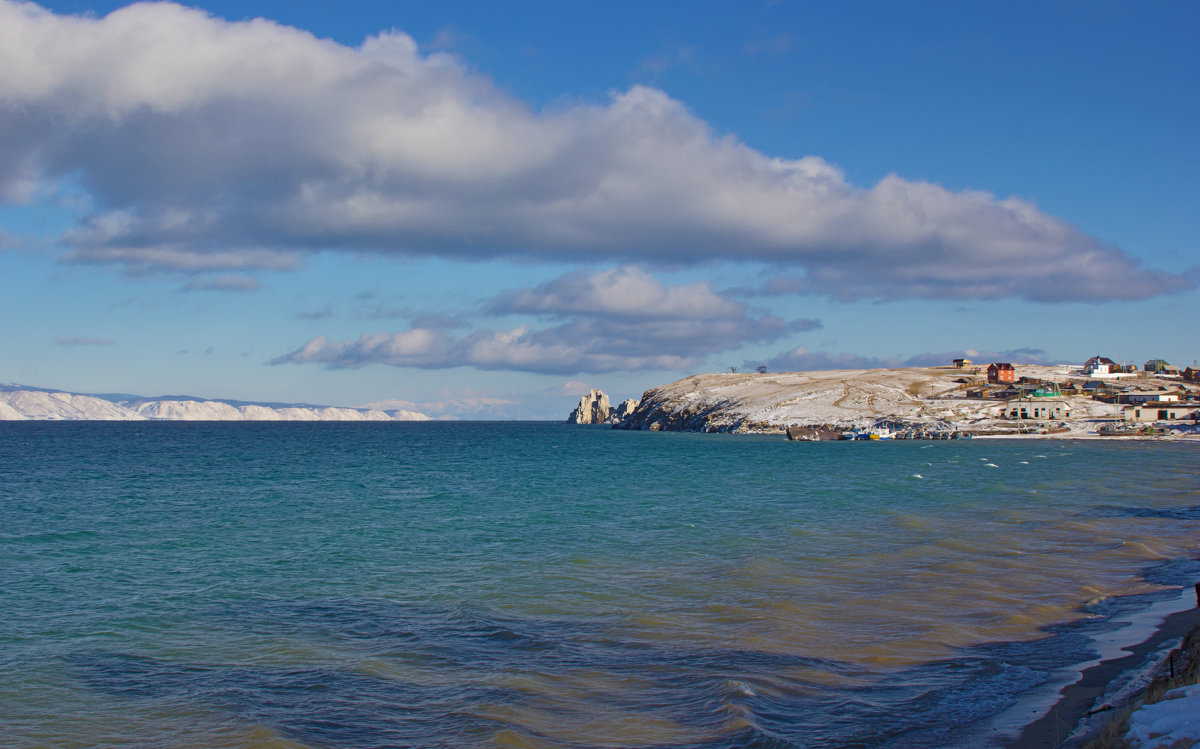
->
[1079, 355, 1136, 379]
[1123, 402, 1200, 422]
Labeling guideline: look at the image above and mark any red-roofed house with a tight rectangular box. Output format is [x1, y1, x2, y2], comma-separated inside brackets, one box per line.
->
[988, 362, 1016, 384]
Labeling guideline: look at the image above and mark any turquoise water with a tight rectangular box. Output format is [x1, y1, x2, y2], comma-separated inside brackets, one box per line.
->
[2, 422, 1198, 748]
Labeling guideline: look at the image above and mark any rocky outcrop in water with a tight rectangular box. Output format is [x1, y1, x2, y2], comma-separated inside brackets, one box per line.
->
[567, 389, 612, 424]
[611, 398, 639, 422]
[566, 391, 641, 425]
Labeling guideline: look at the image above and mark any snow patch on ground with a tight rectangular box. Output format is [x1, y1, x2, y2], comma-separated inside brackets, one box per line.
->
[1126, 683, 1200, 748]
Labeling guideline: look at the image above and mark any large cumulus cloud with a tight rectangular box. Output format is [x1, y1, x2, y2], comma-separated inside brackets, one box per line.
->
[0, 1, 1192, 301]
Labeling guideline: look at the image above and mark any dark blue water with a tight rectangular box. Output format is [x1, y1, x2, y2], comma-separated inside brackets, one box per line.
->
[2, 422, 1197, 747]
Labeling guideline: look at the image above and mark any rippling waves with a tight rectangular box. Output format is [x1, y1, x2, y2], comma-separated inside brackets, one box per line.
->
[1, 422, 1198, 747]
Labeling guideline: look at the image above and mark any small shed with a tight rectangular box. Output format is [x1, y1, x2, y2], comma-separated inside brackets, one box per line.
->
[952, 358, 973, 368]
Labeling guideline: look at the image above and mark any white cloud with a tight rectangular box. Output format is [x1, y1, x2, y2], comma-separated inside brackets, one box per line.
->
[0, 1, 1191, 301]
[489, 266, 744, 320]
[558, 379, 595, 396]
[273, 266, 795, 374]
[64, 245, 300, 274]
[270, 326, 697, 374]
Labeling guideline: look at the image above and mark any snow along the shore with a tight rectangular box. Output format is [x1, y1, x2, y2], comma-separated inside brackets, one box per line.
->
[0, 385, 430, 421]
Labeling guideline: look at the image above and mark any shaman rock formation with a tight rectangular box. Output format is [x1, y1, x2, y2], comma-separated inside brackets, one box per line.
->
[566, 389, 611, 424]
[566, 390, 641, 425]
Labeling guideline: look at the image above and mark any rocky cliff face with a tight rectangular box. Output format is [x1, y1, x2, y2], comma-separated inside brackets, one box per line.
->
[612, 381, 771, 433]
[566, 389, 611, 424]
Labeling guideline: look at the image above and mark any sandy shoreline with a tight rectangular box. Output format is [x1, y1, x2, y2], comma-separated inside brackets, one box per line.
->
[1007, 588, 1200, 748]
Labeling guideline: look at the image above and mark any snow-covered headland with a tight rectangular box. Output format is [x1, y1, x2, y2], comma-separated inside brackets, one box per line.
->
[0, 384, 429, 422]
[600, 366, 1200, 439]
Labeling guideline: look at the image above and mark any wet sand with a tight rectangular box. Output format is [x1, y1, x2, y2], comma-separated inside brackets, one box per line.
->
[1010, 595, 1200, 748]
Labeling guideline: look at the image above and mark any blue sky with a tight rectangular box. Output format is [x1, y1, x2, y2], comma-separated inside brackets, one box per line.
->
[1, 0, 1196, 419]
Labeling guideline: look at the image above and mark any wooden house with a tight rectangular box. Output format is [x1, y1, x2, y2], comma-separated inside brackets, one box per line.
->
[987, 362, 1016, 384]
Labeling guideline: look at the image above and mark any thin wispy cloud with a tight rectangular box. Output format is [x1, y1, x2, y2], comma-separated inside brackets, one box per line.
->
[356, 302, 411, 320]
[0, 1, 1188, 303]
[364, 393, 516, 419]
[743, 32, 795, 56]
[761, 346, 1052, 372]
[637, 44, 706, 77]
[296, 304, 334, 320]
[55, 335, 114, 346]
[182, 274, 261, 292]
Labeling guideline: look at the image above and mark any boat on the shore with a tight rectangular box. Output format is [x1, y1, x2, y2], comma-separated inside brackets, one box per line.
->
[837, 424, 896, 440]
[1098, 421, 1141, 436]
[785, 426, 842, 441]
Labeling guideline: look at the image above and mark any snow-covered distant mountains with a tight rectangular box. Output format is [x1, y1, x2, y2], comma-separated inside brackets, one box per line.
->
[0, 384, 430, 421]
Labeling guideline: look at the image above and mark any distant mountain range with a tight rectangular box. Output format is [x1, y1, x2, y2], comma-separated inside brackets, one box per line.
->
[0, 384, 430, 422]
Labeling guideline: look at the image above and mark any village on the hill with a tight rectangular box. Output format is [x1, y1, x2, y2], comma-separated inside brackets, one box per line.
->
[571, 355, 1200, 439]
[951, 355, 1199, 431]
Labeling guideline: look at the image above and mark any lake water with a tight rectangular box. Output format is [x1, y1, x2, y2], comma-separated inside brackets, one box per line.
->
[2, 422, 1198, 748]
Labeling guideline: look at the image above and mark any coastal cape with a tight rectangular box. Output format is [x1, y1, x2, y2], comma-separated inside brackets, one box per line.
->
[588, 366, 1200, 439]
